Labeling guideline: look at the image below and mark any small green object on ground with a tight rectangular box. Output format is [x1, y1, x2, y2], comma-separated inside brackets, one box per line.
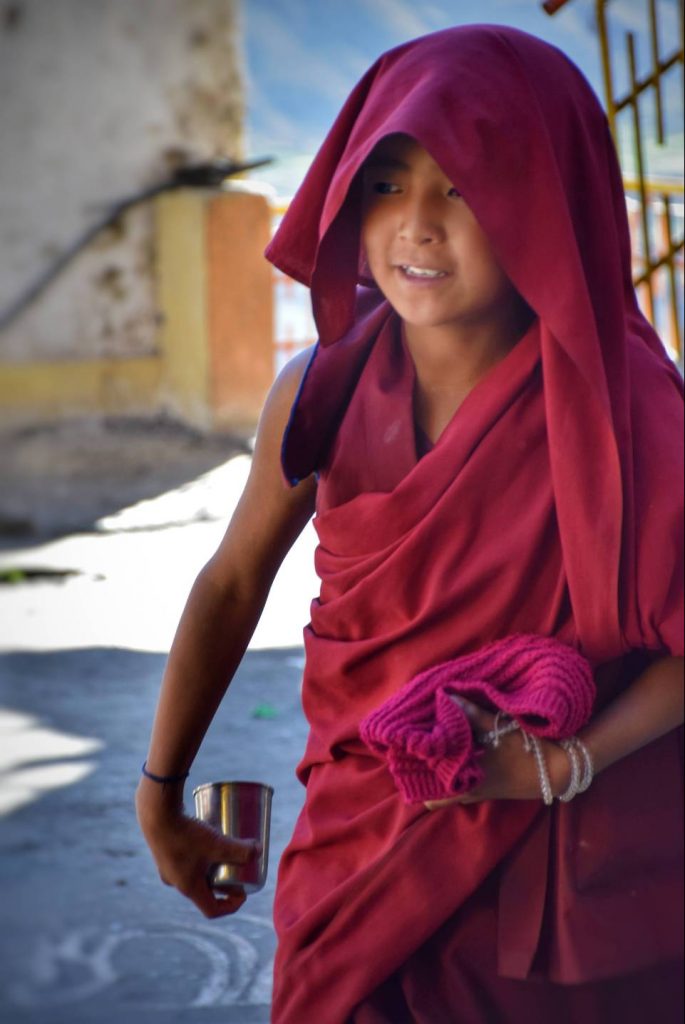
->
[251, 703, 279, 720]
[0, 568, 26, 584]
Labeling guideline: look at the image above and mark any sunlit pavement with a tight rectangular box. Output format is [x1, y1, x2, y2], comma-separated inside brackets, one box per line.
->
[0, 454, 317, 655]
[0, 454, 317, 1023]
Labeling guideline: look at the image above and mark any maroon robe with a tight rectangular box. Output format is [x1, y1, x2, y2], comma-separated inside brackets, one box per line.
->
[264, 24, 684, 1024]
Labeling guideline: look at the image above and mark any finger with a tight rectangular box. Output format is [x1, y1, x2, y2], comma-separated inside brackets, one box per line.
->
[425, 797, 464, 810]
[213, 884, 247, 911]
[206, 832, 261, 866]
[453, 697, 495, 730]
[209, 889, 247, 918]
[215, 884, 246, 900]
[185, 877, 246, 919]
[425, 778, 487, 810]
[455, 791, 480, 804]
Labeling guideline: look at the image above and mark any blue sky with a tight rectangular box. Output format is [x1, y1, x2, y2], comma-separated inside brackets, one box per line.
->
[241, 0, 683, 195]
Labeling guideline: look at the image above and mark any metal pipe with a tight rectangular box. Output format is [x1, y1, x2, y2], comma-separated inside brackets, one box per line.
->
[632, 237, 685, 283]
[659, 194, 683, 360]
[0, 157, 273, 332]
[680, 0, 685, 98]
[627, 31, 656, 323]
[596, 0, 618, 142]
[623, 178, 684, 195]
[613, 50, 682, 113]
[649, 0, 665, 144]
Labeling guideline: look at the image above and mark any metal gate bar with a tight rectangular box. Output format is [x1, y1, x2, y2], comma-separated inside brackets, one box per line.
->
[545, 0, 684, 361]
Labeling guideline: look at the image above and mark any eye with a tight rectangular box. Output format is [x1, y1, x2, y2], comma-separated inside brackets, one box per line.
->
[372, 181, 401, 195]
[448, 186, 462, 199]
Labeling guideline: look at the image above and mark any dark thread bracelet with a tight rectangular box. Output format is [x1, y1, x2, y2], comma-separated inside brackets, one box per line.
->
[141, 760, 190, 785]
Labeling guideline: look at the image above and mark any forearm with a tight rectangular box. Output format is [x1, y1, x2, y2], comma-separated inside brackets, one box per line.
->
[431, 655, 684, 807]
[135, 562, 267, 917]
[142, 561, 269, 781]
[578, 655, 684, 776]
[135, 352, 316, 917]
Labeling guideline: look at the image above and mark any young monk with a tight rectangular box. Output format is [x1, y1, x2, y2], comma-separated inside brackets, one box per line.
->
[136, 25, 684, 1023]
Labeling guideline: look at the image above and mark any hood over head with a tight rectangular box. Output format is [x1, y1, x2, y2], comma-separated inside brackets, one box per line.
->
[266, 25, 683, 659]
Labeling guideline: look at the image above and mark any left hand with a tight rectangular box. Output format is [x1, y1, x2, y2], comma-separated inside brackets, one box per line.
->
[424, 698, 569, 810]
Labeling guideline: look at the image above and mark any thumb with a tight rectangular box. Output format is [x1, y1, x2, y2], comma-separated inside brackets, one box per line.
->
[210, 833, 261, 865]
[451, 696, 494, 730]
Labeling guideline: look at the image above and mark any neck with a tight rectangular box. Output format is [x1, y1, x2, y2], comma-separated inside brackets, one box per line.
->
[403, 303, 535, 387]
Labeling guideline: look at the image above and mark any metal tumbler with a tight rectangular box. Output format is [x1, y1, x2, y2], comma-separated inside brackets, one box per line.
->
[193, 780, 273, 894]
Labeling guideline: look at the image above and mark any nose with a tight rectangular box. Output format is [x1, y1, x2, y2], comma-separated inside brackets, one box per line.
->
[398, 193, 445, 245]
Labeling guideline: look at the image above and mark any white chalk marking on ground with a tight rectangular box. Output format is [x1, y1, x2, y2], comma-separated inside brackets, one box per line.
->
[7, 918, 275, 1009]
[11, 928, 121, 1006]
[247, 955, 277, 1003]
[192, 916, 275, 1005]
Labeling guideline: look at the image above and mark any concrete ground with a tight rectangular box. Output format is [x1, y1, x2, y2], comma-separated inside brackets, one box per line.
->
[0, 417, 319, 1024]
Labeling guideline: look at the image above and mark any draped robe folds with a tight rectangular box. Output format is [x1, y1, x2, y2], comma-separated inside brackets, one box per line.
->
[262, 24, 685, 1023]
[270, 313, 684, 1023]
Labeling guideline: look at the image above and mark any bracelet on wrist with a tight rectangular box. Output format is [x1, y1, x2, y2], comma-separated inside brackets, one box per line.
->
[558, 739, 582, 802]
[477, 711, 520, 748]
[521, 731, 554, 806]
[556, 737, 595, 802]
[141, 761, 190, 785]
[571, 736, 594, 793]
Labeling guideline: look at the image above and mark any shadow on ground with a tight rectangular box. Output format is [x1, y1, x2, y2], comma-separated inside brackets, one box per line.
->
[0, 416, 252, 543]
[0, 645, 307, 1023]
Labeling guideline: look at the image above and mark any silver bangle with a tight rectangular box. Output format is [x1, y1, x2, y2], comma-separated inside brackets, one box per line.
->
[522, 731, 554, 806]
[472, 714, 594, 806]
[572, 737, 594, 793]
[477, 711, 520, 748]
[558, 740, 582, 802]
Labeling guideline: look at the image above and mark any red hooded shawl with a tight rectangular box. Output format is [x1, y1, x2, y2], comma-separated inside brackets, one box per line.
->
[264, 25, 684, 1023]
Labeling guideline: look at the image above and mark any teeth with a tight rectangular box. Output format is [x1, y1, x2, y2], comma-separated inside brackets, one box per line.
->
[402, 265, 446, 278]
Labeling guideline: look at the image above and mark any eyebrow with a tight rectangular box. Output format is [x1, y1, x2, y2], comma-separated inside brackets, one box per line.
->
[363, 155, 410, 170]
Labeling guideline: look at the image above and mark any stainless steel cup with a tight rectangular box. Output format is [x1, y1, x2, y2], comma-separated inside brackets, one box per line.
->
[193, 780, 273, 894]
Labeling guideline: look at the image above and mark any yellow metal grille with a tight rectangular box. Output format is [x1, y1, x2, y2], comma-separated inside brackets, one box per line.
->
[545, 0, 685, 361]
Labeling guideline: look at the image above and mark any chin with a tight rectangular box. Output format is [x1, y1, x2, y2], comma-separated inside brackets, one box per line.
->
[397, 309, 471, 330]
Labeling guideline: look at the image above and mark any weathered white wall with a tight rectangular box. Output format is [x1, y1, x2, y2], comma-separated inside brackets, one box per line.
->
[0, 0, 244, 362]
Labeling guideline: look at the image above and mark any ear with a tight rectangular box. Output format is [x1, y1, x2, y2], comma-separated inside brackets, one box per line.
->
[358, 247, 375, 287]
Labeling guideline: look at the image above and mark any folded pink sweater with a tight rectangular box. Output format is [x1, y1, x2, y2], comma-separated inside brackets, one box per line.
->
[359, 634, 596, 803]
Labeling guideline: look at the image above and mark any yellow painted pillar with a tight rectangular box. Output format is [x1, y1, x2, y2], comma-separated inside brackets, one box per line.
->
[0, 357, 162, 423]
[156, 185, 274, 433]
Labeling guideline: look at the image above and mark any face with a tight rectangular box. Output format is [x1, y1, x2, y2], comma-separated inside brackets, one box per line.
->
[360, 135, 523, 336]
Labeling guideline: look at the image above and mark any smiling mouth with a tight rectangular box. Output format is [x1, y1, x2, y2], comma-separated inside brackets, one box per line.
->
[399, 265, 449, 279]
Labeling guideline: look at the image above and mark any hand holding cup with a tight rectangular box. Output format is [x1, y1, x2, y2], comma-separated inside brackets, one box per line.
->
[193, 780, 273, 895]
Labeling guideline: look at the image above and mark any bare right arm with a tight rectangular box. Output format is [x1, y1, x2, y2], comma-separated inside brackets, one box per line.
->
[135, 349, 315, 918]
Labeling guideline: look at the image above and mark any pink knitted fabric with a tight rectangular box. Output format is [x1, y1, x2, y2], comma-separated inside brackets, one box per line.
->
[359, 634, 596, 803]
